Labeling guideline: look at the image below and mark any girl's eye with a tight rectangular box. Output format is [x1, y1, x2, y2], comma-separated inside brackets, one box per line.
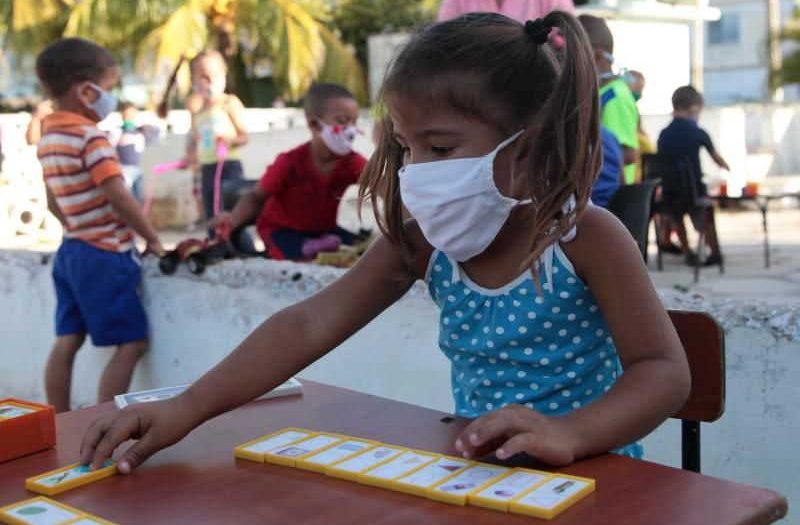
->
[431, 146, 454, 156]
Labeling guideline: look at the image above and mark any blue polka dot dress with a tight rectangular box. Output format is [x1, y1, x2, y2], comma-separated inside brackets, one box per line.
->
[426, 242, 643, 459]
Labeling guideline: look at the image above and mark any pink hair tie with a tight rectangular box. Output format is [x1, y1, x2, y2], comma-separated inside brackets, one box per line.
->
[549, 28, 566, 50]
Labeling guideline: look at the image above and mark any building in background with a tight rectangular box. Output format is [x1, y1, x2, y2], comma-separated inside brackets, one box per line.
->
[704, 0, 799, 104]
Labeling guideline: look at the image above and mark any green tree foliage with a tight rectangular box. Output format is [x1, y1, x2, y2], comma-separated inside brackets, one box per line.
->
[331, 0, 436, 66]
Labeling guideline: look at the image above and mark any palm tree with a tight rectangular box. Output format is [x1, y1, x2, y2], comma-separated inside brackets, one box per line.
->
[0, 0, 367, 103]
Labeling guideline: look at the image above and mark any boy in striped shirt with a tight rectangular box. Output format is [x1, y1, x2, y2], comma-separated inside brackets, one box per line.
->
[36, 38, 165, 412]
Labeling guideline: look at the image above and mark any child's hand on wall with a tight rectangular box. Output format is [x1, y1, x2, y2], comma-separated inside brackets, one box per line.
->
[454, 405, 582, 467]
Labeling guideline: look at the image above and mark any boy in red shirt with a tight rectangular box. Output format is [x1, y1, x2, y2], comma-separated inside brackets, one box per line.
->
[213, 83, 366, 260]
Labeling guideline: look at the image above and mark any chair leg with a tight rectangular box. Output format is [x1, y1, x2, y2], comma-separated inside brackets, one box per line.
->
[682, 420, 701, 473]
[694, 232, 704, 284]
[654, 219, 664, 271]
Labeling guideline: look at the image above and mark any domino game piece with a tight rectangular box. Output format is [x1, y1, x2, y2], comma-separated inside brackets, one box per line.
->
[359, 450, 439, 489]
[0, 497, 117, 525]
[325, 445, 405, 483]
[263, 433, 344, 467]
[469, 468, 551, 511]
[508, 474, 596, 519]
[393, 456, 473, 496]
[428, 463, 510, 505]
[295, 438, 376, 473]
[234, 428, 313, 463]
[25, 462, 117, 496]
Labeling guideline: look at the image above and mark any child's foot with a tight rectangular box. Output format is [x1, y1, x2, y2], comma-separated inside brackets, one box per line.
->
[703, 253, 723, 267]
[658, 242, 683, 255]
[302, 234, 342, 259]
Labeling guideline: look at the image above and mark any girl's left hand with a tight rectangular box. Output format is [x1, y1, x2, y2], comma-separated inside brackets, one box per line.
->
[454, 405, 581, 467]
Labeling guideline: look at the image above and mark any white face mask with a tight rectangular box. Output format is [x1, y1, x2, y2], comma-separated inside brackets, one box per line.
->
[87, 83, 117, 121]
[399, 130, 529, 262]
[320, 122, 357, 156]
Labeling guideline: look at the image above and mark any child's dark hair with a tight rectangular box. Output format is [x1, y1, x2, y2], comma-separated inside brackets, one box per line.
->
[303, 83, 356, 117]
[672, 85, 703, 111]
[578, 15, 614, 53]
[118, 101, 136, 112]
[36, 38, 116, 98]
[360, 12, 600, 266]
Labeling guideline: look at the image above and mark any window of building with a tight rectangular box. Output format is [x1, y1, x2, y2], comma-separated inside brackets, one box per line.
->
[708, 13, 741, 45]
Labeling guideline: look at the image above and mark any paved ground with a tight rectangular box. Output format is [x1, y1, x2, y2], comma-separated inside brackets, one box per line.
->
[3, 199, 798, 303]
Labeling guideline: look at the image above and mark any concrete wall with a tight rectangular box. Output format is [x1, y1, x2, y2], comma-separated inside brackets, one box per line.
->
[0, 249, 797, 521]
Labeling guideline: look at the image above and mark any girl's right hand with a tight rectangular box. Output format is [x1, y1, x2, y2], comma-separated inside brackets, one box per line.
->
[80, 395, 201, 474]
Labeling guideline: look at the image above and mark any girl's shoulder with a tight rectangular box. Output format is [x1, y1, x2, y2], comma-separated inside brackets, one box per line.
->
[561, 204, 638, 276]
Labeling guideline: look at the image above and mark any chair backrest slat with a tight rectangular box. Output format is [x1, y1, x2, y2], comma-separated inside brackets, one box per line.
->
[668, 310, 726, 423]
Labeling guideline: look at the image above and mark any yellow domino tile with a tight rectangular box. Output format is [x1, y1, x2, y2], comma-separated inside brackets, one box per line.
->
[358, 448, 439, 490]
[233, 427, 315, 463]
[392, 456, 474, 497]
[508, 473, 596, 520]
[0, 496, 85, 525]
[427, 463, 510, 506]
[263, 433, 345, 468]
[468, 468, 553, 512]
[295, 438, 378, 473]
[325, 445, 405, 483]
[25, 461, 117, 496]
[63, 514, 120, 525]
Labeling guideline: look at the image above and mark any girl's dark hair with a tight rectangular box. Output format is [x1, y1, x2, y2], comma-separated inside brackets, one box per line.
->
[360, 11, 601, 267]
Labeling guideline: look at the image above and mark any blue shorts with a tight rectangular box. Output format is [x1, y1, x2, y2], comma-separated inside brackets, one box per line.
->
[52, 239, 148, 346]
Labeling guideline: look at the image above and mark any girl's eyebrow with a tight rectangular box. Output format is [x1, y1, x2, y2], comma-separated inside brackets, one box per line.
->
[419, 129, 461, 138]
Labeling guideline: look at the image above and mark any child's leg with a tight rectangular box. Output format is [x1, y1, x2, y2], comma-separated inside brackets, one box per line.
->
[45, 334, 85, 413]
[98, 340, 148, 403]
[270, 229, 313, 260]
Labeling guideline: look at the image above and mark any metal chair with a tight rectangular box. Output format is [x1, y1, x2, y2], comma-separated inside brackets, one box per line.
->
[668, 310, 726, 473]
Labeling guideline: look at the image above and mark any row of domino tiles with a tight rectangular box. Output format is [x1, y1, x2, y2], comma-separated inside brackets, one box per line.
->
[234, 427, 596, 520]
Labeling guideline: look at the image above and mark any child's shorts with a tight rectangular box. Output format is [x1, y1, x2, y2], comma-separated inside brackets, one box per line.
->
[52, 239, 148, 346]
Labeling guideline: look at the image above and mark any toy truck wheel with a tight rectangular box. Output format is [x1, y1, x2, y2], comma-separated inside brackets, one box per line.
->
[159, 254, 179, 275]
[187, 255, 206, 275]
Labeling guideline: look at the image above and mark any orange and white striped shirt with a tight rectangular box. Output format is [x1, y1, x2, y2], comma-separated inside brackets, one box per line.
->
[39, 111, 134, 252]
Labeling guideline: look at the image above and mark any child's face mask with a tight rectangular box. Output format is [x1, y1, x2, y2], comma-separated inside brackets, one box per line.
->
[399, 130, 529, 262]
[86, 83, 117, 121]
[320, 122, 358, 156]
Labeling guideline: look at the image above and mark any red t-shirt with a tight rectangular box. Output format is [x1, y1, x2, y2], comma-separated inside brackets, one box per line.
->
[255, 142, 366, 242]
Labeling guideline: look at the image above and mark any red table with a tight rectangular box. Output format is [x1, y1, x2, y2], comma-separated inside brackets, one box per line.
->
[0, 381, 788, 524]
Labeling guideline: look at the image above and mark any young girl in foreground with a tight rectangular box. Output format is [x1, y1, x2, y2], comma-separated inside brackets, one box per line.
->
[81, 12, 689, 472]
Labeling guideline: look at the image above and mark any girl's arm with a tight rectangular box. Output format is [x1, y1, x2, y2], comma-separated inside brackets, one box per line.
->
[456, 206, 690, 465]
[225, 95, 249, 148]
[80, 234, 417, 472]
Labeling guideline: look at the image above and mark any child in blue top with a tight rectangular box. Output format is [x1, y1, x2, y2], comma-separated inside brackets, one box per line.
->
[81, 12, 689, 472]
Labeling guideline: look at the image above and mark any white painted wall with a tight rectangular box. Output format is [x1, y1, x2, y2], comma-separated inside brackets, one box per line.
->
[0, 249, 797, 521]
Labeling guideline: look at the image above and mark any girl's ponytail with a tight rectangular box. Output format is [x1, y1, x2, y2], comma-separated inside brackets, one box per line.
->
[524, 11, 601, 266]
